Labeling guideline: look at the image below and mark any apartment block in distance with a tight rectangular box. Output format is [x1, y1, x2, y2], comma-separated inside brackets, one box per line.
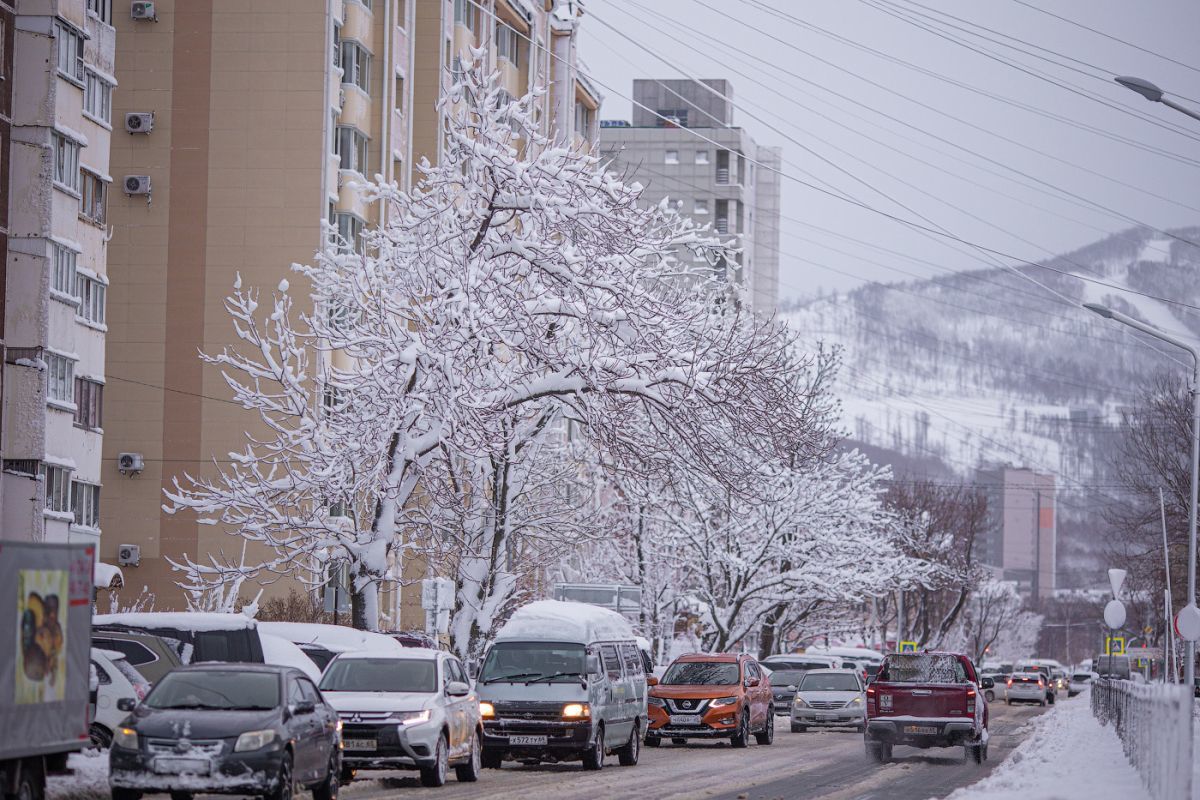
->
[975, 466, 1057, 603]
[599, 78, 780, 313]
[3, 0, 114, 576]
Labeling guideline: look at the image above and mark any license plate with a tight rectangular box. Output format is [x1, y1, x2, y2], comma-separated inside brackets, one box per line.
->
[343, 739, 377, 751]
[670, 714, 702, 725]
[509, 735, 547, 746]
[904, 725, 937, 735]
[153, 757, 210, 775]
[816, 713, 836, 721]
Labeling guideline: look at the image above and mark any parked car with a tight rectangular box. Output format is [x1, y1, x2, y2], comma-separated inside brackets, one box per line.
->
[91, 632, 183, 685]
[1093, 655, 1132, 680]
[646, 653, 774, 748]
[89, 649, 151, 749]
[767, 668, 808, 714]
[259, 622, 406, 673]
[789, 669, 865, 732]
[476, 600, 646, 770]
[93, 612, 265, 665]
[864, 652, 991, 764]
[319, 649, 481, 787]
[1005, 671, 1050, 706]
[760, 654, 844, 677]
[979, 670, 1007, 702]
[109, 664, 340, 800]
[381, 630, 442, 650]
[1068, 671, 1098, 697]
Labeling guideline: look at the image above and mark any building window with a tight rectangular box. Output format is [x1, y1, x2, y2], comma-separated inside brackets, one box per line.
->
[80, 170, 107, 225]
[573, 103, 592, 138]
[695, 150, 709, 164]
[46, 353, 76, 405]
[339, 41, 371, 92]
[74, 378, 103, 430]
[335, 126, 369, 175]
[332, 22, 341, 70]
[496, 24, 519, 67]
[72, 481, 100, 528]
[84, 71, 113, 124]
[453, 0, 474, 32]
[664, 150, 678, 165]
[87, 0, 112, 24]
[693, 199, 709, 215]
[41, 465, 72, 514]
[54, 19, 85, 84]
[52, 132, 81, 192]
[0, 18, 7, 80]
[77, 274, 106, 325]
[334, 212, 364, 254]
[51, 243, 79, 297]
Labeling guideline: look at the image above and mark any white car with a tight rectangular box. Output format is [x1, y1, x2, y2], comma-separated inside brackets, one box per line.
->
[89, 647, 150, 748]
[1068, 670, 1098, 697]
[1005, 671, 1050, 706]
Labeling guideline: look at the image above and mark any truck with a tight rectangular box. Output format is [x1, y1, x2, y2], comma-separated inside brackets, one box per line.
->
[1, 541, 95, 800]
[864, 651, 992, 765]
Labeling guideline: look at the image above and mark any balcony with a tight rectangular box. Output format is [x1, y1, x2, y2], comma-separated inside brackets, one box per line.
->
[715, 167, 730, 185]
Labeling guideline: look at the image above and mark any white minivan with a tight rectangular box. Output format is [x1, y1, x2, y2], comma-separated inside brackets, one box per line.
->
[476, 600, 647, 771]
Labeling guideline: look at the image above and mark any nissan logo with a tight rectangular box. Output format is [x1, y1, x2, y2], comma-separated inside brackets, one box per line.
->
[683, 700, 693, 709]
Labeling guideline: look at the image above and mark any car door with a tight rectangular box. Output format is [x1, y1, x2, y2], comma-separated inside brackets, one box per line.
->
[745, 660, 767, 726]
[299, 677, 336, 774]
[439, 657, 464, 757]
[286, 677, 317, 780]
[620, 643, 647, 730]
[599, 644, 630, 746]
[447, 658, 475, 754]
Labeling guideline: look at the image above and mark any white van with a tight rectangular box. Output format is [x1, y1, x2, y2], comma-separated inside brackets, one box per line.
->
[476, 600, 647, 771]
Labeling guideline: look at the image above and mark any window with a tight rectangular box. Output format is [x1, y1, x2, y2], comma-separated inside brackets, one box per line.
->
[297, 678, 322, 704]
[600, 644, 622, 681]
[331, 22, 341, 70]
[52, 132, 80, 192]
[77, 274, 106, 325]
[339, 41, 370, 91]
[72, 481, 100, 528]
[620, 644, 643, 676]
[84, 71, 113, 124]
[51, 243, 78, 297]
[74, 378, 103, 430]
[334, 212, 363, 254]
[0, 18, 7, 80]
[92, 638, 157, 666]
[496, 24, 519, 67]
[695, 150, 709, 164]
[573, 103, 592, 138]
[664, 150, 678, 165]
[41, 464, 72, 514]
[45, 353, 75, 405]
[335, 126, 369, 174]
[54, 20, 84, 84]
[80, 170, 107, 225]
[288, 679, 305, 706]
[87, 0, 113, 25]
[453, 0, 474, 31]
[693, 199, 709, 215]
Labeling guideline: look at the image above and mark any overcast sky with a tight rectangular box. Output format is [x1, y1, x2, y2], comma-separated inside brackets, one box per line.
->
[577, 0, 1200, 301]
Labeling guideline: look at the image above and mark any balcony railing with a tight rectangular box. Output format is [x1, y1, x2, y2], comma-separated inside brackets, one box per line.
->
[715, 167, 730, 184]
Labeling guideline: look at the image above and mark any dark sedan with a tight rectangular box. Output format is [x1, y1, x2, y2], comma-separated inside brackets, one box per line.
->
[767, 669, 808, 714]
[109, 664, 341, 800]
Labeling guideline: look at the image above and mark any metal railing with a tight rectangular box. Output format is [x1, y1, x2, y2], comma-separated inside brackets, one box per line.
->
[1091, 678, 1193, 800]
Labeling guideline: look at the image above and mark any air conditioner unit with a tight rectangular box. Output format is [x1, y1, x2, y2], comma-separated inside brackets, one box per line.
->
[131, 1, 156, 20]
[117, 544, 141, 567]
[118, 452, 145, 475]
[125, 112, 154, 134]
[124, 175, 151, 195]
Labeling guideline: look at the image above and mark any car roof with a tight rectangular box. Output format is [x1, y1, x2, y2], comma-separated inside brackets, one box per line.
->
[331, 648, 441, 662]
[676, 653, 741, 663]
[797, 668, 859, 676]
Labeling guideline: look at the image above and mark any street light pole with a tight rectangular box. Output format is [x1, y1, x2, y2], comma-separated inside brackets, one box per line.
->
[1084, 302, 1200, 689]
[1115, 76, 1200, 123]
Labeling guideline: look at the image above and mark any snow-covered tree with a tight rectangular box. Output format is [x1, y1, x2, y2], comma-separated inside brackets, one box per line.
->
[947, 579, 1041, 664]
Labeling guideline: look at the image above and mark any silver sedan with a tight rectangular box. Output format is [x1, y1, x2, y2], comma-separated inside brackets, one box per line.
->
[789, 669, 866, 732]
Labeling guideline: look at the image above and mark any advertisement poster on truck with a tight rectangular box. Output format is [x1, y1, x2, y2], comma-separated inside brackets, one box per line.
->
[16, 569, 68, 704]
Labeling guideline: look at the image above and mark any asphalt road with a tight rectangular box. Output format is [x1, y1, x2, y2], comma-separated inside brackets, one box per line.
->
[341, 700, 1050, 800]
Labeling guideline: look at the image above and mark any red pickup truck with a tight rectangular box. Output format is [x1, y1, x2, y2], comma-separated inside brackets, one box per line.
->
[864, 652, 992, 764]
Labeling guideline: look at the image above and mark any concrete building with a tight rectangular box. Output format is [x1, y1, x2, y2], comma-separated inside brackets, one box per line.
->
[598, 78, 780, 313]
[975, 466, 1057, 603]
[2, 0, 114, 572]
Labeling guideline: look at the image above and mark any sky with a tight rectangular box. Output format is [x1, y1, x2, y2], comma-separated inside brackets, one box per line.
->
[576, 0, 1200, 302]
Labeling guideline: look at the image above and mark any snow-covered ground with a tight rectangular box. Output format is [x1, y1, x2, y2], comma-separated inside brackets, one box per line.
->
[945, 692, 1146, 800]
[48, 751, 109, 800]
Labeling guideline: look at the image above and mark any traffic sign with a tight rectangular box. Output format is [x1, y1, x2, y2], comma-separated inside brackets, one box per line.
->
[1103, 599, 1126, 629]
[899, 641, 918, 653]
[1175, 604, 1200, 642]
[1106, 636, 1126, 656]
[1108, 568, 1127, 598]
[1126, 646, 1162, 660]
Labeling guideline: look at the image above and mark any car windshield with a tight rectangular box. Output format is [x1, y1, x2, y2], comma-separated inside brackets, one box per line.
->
[661, 661, 739, 686]
[768, 670, 806, 687]
[146, 670, 279, 710]
[881, 654, 966, 683]
[764, 659, 826, 671]
[477, 642, 586, 684]
[319, 658, 437, 693]
[1071, 673, 1093, 682]
[799, 673, 859, 691]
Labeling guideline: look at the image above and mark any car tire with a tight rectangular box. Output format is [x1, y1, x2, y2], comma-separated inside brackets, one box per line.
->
[89, 723, 113, 750]
[984, 690, 995, 703]
[581, 725, 605, 771]
[454, 731, 482, 783]
[865, 741, 891, 764]
[1047, 694, 1055, 705]
[754, 710, 774, 745]
[111, 790, 141, 800]
[419, 735, 449, 787]
[791, 723, 806, 733]
[265, 751, 295, 800]
[730, 710, 750, 749]
[645, 737, 662, 748]
[481, 748, 503, 770]
[169, 793, 193, 800]
[312, 751, 340, 800]
[671, 738, 688, 746]
[617, 720, 641, 766]
[857, 724, 866, 734]
[969, 743, 984, 765]
[1040, 698, 1047, 707]
[338, 765, 355, 785]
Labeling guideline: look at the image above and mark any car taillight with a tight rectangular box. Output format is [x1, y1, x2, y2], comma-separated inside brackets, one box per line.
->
[1038, 678, 1045, 687]
[866, 686, 876, 712]
[1006, 679, 1013, 687]
[966, 687, 976, 714]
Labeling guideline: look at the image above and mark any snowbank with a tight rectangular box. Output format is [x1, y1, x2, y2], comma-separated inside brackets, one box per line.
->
[494, 600, 634, 643]
[48, 752, 109, 800]
[93, 611, 256, 631]
[259, 633, 323, 682]
[257, 621, 403, 655]
[946, 693, 1144, 800]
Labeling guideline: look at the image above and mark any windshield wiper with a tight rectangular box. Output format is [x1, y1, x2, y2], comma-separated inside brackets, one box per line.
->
[528, 671, 584, 684]
[482, 672, 542, 685]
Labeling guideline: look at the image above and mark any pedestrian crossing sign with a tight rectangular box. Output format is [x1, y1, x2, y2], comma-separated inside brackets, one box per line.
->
[1105, 636, 1125, 655]
[899, 641, 918, 653]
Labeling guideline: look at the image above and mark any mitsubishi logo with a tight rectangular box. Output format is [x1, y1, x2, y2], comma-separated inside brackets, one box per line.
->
[349, 713, 362, 723]
[174, 739, 192, 754]
[522, 713, 533, 720]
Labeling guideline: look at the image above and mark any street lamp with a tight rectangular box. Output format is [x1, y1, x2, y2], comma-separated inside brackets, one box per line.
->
[1115, 76, 1200, 123]
[1083, 302, 1200, 689]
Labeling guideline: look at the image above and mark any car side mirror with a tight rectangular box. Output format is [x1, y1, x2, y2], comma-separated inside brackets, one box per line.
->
[446, 681, 470, 697]
[980, 677, 995, 689]
[744, 677, 756, 688]
[117, 697, 137, 712]
[586, 655, 602, 678]
[646, 675, 659, 686]
[293, 700, 316, 715]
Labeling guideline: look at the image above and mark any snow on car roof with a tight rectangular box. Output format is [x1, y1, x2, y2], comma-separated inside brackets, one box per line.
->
[331, 647, 440, 661]
[94, 611, 256, 631]
[494, 600, 635, 644]
[260, 633, 323, 682]
[257, 621, 404, 654]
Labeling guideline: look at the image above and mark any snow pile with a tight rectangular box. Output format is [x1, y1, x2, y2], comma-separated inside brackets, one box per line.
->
[93, 611, 256, 631]
[258, 621, 403, 655]
[259, 633, 323, 682]
[47, 752, 109, 800]
[945, 693, 1144, 800]
[494, 600, 634, 644]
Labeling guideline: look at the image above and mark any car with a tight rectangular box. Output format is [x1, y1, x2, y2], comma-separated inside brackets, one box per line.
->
[257, 621, 405, 672]
[1005, 671, 1050, 705]
[1050, 669, 1069, 693]
[864, 651, 991, 764]
[760, 654, 844, 672]
[1068, 671, 1098, 697]
[91, 632, 183, 685]
[94, 612, 265, 665]
[1093, 655, 1131, 680]
[90, 649, 151, 749]
[1015, 662, 1057, 704]
[979, 671, 1006, 702]
[319, 649, 482, 787]
[646, 653, 774, 748]
[767, 668, 808, 713]
[789, 668, 865, 732]
[108, 664, 341, 800]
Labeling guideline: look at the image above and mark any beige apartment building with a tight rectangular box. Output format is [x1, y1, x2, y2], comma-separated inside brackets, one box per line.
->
[100, 0, 599, 624]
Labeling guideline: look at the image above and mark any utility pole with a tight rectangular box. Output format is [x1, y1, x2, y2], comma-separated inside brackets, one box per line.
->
[1033, 489, 1041, 607]
[896, 589, 905, 652]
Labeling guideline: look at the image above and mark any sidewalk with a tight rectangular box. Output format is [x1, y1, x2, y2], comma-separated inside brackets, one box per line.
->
[945, 694, 1147, 800]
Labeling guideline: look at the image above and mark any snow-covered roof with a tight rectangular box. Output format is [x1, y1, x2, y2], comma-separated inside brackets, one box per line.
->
[332, 647, 439, 662]
[257, 621, 404, 655]
[260, 633, 323, 682]
[94, 611, 257, 631]
[93, 561, 123, 589]
[494, 600, 635, 644]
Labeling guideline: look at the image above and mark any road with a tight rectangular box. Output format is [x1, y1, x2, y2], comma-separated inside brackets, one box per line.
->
[342, 701, 1049, 800]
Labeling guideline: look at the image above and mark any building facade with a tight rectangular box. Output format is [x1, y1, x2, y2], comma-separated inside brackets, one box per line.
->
[598, 78, 780, 313]
[975, 466, 1057, 603]
[3, 0, 114, 569]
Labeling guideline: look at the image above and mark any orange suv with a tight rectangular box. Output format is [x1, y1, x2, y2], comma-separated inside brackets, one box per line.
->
[645, 653, 774, 747]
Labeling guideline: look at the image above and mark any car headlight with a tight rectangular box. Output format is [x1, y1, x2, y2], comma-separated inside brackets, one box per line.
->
[647, 697, 666, 708]
[562, 703, 590, 719]
[234, 729, 278, 752]
[792, 697, 808, 708]
[113, 727, 138, 750]
[710, 696, 738, 709]
[479, 701, 495, 719]
[392, 710, 431, 725]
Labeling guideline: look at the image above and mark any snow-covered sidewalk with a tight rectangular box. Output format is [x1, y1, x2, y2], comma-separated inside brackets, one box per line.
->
[946, 695, 1147, 800]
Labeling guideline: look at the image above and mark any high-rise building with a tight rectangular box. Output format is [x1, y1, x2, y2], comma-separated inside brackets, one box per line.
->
[2, 1, 114, 571]
[975, 466, 1057, 603]
[598, 78, 781, 313]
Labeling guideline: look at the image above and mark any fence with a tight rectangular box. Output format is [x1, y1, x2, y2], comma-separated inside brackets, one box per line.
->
[1091, 678, 1193, 800]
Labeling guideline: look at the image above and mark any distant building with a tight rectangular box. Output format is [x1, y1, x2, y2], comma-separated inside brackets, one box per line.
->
[598, 78, 780, 314]
[975, 466, 1057, 603]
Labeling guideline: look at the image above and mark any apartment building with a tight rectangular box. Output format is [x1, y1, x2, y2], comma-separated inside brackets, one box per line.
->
[975, 466, 1057, 603]
[2, 1, 114, 571]
[598, 78, 781, 314]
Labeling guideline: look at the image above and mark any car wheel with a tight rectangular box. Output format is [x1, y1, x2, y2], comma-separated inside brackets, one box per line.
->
[481, 748, 504, 770]
[454, 731, 482, 783]
[312, 751, 339, 800]
[671, 737, 688, 746]
[645, 736, 662, 748]
[581, 725, 605, 771]
[266, 751, 295, 800]
[338, 765, 355, 785]
[1048, 694, 1055, 705]
[170, 793, 193, 800]
[1040, 698, 1047, 707]
[985, 690, 995, 703]
[89, 723, 113, 750]
[1006, 699, 1011, 706]
[791, 724, 806, 733]
[13, 769, 45, 800]
[754, 710, 774, 745]
[730, 710, 750, 749]
[111, 790, 141, 800]
[969, 743, 984, 764]
[419, 734, 449, 787]
[617, 720, 641, 766]
[857, 723, 866, 734]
